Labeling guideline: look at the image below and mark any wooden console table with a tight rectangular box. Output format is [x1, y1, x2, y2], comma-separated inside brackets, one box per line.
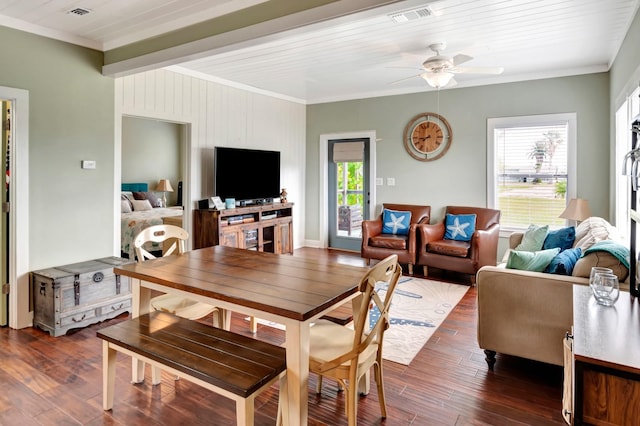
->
[571, 284, 640, 425]
[193, 203, 293, 254]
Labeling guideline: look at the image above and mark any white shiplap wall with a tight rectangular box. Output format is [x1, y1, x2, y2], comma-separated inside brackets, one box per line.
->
[115, 68, 306, 249]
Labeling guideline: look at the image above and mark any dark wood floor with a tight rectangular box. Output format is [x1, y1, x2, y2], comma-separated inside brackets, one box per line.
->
[0, 248, 566, 425]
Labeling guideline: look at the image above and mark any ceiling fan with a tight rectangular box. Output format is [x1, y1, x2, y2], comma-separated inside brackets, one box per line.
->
[394, 43, 504, 89]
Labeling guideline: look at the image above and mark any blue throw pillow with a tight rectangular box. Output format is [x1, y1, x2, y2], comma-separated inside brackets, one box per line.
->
[444, 214, 477, 242]
[382, 209, 412, 235]
[543, 226, 576, 251]
[545, 247, 582, 275]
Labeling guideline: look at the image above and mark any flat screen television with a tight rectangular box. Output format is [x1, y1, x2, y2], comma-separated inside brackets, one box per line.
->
[214, 147, 281, 205]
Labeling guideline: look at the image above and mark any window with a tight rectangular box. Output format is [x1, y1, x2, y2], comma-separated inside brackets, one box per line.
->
[487, 113, 577, 233]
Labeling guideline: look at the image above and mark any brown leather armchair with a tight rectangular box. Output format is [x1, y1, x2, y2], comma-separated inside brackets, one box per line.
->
[417, 206, 501, 283]
[361, 203, 431, 274]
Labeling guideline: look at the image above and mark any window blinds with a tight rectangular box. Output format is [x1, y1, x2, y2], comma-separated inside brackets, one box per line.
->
[333, 141, 364, 163]
[494, 123, 569, 228]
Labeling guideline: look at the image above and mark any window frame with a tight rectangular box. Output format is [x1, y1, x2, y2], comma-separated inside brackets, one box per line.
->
[487, 113, 577, 236]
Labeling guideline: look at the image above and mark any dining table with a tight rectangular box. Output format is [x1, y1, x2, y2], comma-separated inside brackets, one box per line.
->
[114, 245, 369, 426]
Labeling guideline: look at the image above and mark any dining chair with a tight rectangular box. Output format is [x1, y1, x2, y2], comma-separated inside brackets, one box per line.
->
[133, 224, 227, 328]
[278, 254, 402, 426]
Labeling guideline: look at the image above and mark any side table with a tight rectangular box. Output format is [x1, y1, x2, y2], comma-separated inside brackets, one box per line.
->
[571, 284, 640, 425]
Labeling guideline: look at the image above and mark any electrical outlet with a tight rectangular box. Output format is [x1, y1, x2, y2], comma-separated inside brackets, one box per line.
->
[387, 177, 395, 186]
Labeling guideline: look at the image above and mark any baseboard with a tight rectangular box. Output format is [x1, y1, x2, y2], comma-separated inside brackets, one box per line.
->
[302, 239, 322, 248]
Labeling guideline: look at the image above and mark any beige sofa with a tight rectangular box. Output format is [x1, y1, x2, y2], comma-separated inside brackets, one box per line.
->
[476, 219, 629, 368]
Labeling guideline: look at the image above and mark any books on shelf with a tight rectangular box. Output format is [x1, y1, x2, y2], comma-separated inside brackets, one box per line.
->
[227, 216, 244, 225]
[262, 213, 277, 220]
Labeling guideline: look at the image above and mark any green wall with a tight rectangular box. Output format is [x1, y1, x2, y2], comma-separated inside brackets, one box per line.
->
[0, 26, 115, 268]
[306, 73, 610, 243]
[122, 117, 183, 206]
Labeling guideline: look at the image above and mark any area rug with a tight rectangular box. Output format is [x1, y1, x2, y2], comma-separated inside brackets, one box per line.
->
[373, 276, 469, 365]
[245, 276, 469, 366]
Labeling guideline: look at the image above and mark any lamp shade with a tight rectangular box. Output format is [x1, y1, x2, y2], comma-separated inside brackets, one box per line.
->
[155, 179, 174, 192]
[559, 198, 592, 222]
[421, 72, 454, 88]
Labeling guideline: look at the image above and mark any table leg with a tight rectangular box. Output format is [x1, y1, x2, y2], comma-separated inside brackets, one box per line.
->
[285, 321, 310, 426]
[131, 278, 150, 383]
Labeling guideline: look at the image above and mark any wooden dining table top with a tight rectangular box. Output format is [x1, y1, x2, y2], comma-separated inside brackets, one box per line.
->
[114, 245, 368, 322]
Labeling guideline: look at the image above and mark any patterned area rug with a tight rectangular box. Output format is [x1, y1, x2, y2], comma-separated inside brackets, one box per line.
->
[374, 276, 469, 365]
[245, 276, 469, 366]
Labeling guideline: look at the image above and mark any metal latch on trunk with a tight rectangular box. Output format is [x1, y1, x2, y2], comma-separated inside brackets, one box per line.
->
[74, 274, 80, 305]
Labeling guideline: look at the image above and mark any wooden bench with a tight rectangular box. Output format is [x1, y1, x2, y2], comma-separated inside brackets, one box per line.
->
[97, 311, 286, 426]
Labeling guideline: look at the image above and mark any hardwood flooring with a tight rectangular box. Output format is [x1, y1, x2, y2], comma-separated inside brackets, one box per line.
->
[0, 248, 566, 425]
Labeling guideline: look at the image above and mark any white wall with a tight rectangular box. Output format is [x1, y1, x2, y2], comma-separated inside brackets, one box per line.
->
[116, 69, 307, 248]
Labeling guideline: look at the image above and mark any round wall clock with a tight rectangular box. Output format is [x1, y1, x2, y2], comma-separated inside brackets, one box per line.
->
[403, 112, 453, 161]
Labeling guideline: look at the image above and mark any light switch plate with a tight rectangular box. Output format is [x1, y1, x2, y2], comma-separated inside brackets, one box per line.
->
[387, 177, 395, 186]
[81, 160, 96, 169]
[376, 178, 383, 186]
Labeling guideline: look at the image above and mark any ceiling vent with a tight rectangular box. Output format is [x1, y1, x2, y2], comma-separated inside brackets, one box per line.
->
[66, 7, 91, 16]
[388, 6, 433, 23]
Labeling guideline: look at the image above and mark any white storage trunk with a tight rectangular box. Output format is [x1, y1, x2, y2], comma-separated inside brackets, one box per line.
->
[31, 257, 134, 337]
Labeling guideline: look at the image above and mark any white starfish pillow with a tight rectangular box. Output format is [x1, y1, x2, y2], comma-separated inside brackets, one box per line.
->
[444, 214, 477, 241]
[382, 209, 412, 235]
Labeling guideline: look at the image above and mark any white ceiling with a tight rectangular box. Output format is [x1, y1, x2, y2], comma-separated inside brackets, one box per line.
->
[1, 0, 638, 104]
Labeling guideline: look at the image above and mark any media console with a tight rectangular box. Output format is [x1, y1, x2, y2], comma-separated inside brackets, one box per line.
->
[193, 203, 293, 254]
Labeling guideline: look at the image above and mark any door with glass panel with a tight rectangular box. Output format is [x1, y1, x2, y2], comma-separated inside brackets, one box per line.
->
[328, 139, 370, 251]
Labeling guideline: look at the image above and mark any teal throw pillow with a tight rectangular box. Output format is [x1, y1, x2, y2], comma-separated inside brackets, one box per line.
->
[382, 209, 411, 235]
[506, 248, 561, 272]
[444, 214, 477, 242]
[543, 226, 576, 251]
[515, 224, 549, 251]
[545, 247, 582, 275]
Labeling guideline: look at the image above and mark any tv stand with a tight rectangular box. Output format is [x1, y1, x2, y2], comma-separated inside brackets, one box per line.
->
[193, 203, 293, 254]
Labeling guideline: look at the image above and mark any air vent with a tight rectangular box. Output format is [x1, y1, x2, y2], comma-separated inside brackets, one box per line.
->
[388, 6, 432, 23]
[67, 7, 91, 16]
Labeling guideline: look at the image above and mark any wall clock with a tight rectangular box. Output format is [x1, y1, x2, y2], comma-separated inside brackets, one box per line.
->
[403, 112, 453, 161]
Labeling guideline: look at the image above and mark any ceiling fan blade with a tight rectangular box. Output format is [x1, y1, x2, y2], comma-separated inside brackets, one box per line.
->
[452, 54, 473, 66]
[386, 66, 423, 71]
[389, 74, 421, 85]
[451, 66, 504, 75]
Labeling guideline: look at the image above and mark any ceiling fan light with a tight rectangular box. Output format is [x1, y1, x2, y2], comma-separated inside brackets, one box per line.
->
[421, 72, 454, 88]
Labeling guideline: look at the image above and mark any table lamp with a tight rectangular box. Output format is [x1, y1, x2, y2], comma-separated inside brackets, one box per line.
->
[559, 198, 592, 223]
[155, 179, 174, 207]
